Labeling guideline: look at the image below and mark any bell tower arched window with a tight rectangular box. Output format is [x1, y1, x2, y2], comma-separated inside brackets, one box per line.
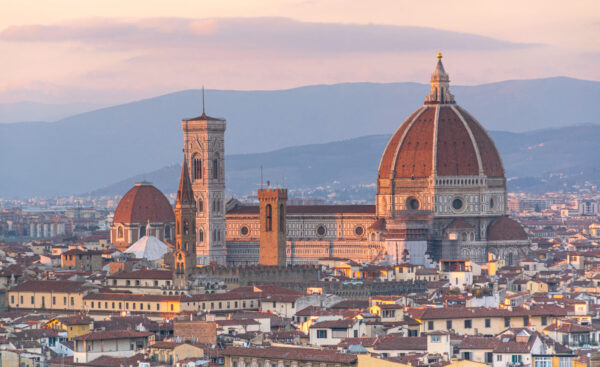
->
[192, 155, 202, 180]
[212, 158, 218, 179]
[279, 204, 285, 233]
[265, 204, 272, 232]
[198, 199, 203, 213]
[198, 229, 203, 242]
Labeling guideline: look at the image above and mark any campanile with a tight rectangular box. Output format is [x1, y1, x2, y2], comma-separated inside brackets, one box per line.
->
[181, 106, 226, 265]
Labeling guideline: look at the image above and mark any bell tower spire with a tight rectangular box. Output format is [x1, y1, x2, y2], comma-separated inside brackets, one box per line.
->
[425, 50, 455, 104]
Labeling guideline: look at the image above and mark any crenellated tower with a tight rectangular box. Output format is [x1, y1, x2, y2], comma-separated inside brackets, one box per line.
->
[258, 188, 288, 266]
[174, 157, 197, 288]
[181, 99, 227, 265]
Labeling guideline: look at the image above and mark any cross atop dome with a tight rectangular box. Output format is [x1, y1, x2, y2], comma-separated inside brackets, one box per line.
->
[425, 50, 455, 105]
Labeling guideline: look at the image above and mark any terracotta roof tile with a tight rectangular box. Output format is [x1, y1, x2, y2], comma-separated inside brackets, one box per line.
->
[223, 346, 357, 364]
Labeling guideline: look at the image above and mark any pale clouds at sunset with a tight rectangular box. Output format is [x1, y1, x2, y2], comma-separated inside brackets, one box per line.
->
[0, 0, 598, 104]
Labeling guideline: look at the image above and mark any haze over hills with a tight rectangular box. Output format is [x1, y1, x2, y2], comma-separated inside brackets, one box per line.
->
[89, 124, 600, 200]
[0, 101, 105, 124]
[1, 77, 599, 197]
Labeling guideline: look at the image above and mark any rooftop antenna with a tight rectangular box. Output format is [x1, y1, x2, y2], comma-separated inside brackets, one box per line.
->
[202, 85, 205, 115]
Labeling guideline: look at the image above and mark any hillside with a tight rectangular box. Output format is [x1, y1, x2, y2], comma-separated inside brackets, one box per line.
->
[88, 125, 600, 199]
[1, 77, 600, 197]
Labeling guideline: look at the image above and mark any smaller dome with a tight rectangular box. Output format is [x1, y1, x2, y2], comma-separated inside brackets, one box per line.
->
[487, 216, 528, 241]
[113, 182, 175, 224]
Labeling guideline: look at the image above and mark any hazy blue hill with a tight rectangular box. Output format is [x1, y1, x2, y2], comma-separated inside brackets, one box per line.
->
[0, 101, 104, 124]
[88, 125, 600, 198]
[1, 77, 599, 197]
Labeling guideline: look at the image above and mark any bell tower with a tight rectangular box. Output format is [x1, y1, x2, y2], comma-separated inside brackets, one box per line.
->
[174, 157, 197, 288]
[181, 93, 227, 265]
[258, 188, 288, 266]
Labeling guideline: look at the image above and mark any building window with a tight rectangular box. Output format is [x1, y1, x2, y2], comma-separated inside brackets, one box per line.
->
[541, 316, 547, 326]
[165, 225, 171, 239]
[316, 225, 326, 236]
[240, 226, 249, 236]
[170, 304, 174, 311]
[317, 330, 327, 339]
[431, 335, 441, 343]
[279, 204, 285, 232]
[118, 226, 124, 239]
[213, 159, 218, 179]
[10, 295, 14, 304]
[485, 319, 491, 328]
[52, 296, 56, 305]
[535, 356, 552, 367]
[497, 355, 503, 361]
[198, 229, 204, 243]
[512, 355, 523, 364]
[446, 320, 452, 329]
[265, 204, 272, 232]
[464, 320, 472, 329]
[461, 352, 471, 360]
[504, 317, 510, 327]
[157, 304, 160, 311]
[428, 321, 434, 330]
[193, 156, 202, 180]
[31, 296, 34, 304]
[486, 352, 493, 363]
[523, 316, 529, 326]
[559, 357, 573, 367]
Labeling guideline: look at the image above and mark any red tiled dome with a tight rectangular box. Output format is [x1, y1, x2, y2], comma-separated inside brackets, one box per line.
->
[113, 182, 175, 224]
[377, 54, 504, 182]
[487, 216, 528, 241]
[378, 105, 504, 180]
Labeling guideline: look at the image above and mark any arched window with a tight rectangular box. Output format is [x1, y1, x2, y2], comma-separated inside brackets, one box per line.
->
[213, 230, 217, 241]
[164, 225, 171, 240]
[140, 225, 146, 237]
[198, 229, 204, 242]
[198, 199, 203, 213]
[192, 155, 202, 180]
[265, 204, 272, 232]
[117, 226, 124, 239]
[213, 158, 218, 179]
[279, 204, 285, 233]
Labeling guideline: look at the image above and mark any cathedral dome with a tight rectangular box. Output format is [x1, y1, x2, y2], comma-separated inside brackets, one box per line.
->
[377, 53, 504, 182]
[487, 216, 528, 241]
[113, 182, 175, 224]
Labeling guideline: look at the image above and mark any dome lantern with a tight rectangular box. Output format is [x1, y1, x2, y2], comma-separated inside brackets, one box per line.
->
[425, 50, 455, 105]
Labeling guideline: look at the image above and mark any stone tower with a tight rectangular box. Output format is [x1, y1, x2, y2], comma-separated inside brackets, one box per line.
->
[258, 188, 288, 266]
[182, 106, 226, 265]
[174, 157, 197, 288]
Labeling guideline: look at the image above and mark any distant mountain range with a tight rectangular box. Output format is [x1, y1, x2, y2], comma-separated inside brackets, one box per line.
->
[0, 101, 105, 124]
[89, 124, 600, 199]
[1, 77, 599, 197]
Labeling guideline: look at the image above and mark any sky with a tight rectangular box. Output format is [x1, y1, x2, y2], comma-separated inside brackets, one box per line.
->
[0, 0, 599, 105]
